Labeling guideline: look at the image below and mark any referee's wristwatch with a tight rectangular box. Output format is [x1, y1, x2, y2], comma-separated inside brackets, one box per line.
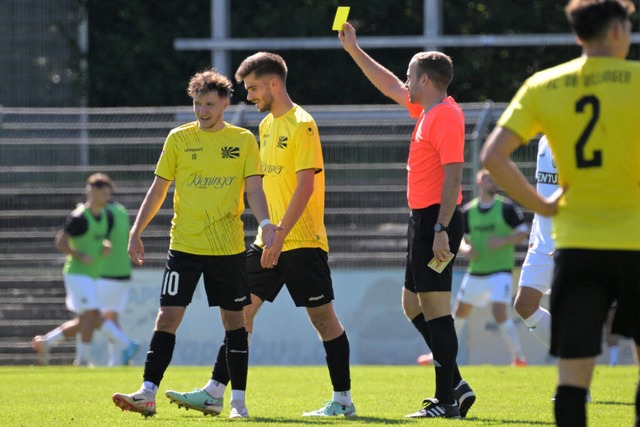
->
[434, 223, 449, 233]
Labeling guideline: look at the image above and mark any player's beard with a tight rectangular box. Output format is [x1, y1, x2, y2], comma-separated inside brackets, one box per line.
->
[255, 93, 274, 112]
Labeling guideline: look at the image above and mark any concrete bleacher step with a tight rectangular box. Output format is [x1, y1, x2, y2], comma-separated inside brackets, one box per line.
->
[0, 304, 68, 320]
[1, 102, 535, 366]
[0, 337, 75, 366]
[0, 274, 75, 365]
[0, 319, 71, 337]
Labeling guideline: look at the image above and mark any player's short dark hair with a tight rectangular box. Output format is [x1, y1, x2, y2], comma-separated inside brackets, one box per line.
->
[412, 51, 454, 90]
[187, 68, 233, 99]
[86, 173, 113, 189]
[565, 0, 635, 41]
[235, 52, 288, 83]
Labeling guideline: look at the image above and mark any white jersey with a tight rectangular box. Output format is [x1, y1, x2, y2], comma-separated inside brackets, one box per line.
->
[529, 136, 558, 255]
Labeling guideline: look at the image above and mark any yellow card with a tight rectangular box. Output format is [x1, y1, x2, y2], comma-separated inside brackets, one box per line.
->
[332, 6, 350, 31]
[427, 253, 454, 274]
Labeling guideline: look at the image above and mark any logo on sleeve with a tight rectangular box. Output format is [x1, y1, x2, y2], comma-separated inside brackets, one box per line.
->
[222, 146, 239, 158]
[277, 136, 288, 149]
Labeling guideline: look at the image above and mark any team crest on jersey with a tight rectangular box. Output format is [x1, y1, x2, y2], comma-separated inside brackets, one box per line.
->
[221, 146, 240, 158]
[277, 136, 288, 148]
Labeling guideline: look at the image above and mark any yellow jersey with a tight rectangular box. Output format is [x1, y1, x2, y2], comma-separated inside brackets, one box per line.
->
[498, 56, 640, 250]
[254, 105, 329, 252]
[156, 121, 263, 255]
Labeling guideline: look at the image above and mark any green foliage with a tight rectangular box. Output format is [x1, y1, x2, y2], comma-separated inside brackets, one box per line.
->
[86, 0, 210, 106]
[443, 0, 579, 101]
[0, 365, 637, 426]
[84, 0, 638, 106]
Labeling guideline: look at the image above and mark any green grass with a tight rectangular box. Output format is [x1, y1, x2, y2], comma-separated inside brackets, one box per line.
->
[0, 365, 636, 426]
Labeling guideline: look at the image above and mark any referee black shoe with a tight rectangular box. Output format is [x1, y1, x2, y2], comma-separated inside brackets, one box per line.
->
[404, 398, 461, 419]
[454, 379, 476, 418]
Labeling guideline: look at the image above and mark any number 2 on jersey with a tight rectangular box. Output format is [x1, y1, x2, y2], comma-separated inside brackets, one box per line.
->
[575, 95, 602, 168]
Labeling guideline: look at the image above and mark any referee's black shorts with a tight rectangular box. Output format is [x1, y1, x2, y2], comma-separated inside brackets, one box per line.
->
[404, 204, 464, 294]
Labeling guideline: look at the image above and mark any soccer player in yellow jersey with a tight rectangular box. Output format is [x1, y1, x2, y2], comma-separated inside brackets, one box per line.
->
[481, 1, 640, 426]
[112, 69, 278, 419]
[241, 52, 354, 417]
[168, 52, 355, 418]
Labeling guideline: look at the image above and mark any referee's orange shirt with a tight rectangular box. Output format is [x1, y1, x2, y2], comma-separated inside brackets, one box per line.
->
[406, 96, 464, 210]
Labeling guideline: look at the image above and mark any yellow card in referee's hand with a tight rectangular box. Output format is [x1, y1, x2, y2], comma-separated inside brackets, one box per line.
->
[332, 6, 350, 31]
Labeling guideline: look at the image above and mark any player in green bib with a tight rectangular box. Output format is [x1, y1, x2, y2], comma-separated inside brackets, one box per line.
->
[96, 200, 137, 366]
[112, 69, 277, 419]
[452, 170, 529, 366]
[32, 174, 137, 366]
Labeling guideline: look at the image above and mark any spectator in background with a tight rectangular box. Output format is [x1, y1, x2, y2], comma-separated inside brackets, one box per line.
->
[32, 173, 138, 366]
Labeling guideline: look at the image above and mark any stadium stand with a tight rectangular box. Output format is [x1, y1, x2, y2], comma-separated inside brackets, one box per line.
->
[0, 102, 539, 365]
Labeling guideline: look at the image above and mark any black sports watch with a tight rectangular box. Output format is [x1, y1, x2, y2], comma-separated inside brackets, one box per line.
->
[434, 223, 449, 233]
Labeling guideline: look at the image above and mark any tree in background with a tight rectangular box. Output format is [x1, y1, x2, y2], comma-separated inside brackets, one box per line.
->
[86, 0, 637, 107]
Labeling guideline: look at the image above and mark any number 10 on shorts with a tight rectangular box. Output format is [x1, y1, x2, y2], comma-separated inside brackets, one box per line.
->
[162, 271, 180, 296]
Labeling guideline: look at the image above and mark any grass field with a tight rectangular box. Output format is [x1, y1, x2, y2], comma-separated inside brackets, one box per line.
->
[1, 365, 636, 426]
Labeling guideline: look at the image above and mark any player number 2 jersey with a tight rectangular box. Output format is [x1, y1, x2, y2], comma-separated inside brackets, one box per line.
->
[498, 56, 640, 250]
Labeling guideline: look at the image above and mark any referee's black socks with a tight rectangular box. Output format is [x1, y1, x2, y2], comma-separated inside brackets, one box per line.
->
[554, 385, 587, 427]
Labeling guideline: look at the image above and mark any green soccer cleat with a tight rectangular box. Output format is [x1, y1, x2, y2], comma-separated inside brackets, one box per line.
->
[302, 400, 357, 417]
[112, 389, 156, 417]
[165, 388, 223, 416]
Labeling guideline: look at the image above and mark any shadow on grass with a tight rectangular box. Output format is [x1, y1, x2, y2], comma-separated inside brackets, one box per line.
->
[247, 416, 411, 424]
[465, 416, 554, 425]
[597, 400, 634, 407]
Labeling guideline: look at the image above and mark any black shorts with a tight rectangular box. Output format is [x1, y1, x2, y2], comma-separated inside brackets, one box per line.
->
[550, 249, 640, 358]
[159, 250, 250, 311]
[246, 245, 334, 307]
[404, 205, 464, 293]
